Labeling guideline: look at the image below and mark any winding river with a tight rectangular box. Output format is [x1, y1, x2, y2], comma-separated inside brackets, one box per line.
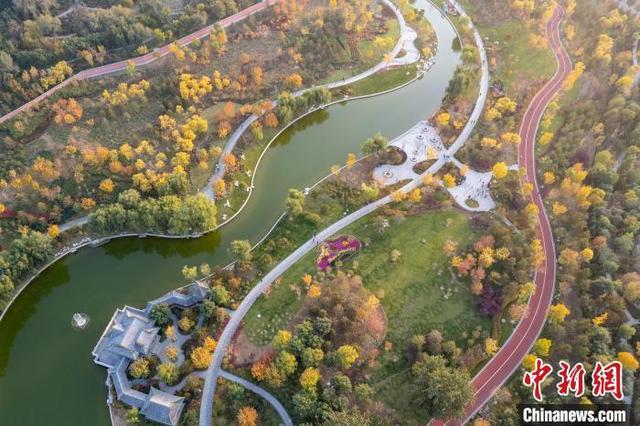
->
[0, 1, 459, 424]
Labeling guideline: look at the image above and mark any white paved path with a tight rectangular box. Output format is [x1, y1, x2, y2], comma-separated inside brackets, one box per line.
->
[219, 370, 293, 426]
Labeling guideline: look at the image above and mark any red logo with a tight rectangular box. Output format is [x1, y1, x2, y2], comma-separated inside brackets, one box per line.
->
[591, 361, 623, 400]
[556, 361, 585, 398]
[524, 359, 624, 401]
[523, 358, 553, 402]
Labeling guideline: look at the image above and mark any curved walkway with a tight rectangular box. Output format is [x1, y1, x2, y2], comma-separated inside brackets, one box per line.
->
[0, 0, 280, 126]
[445, 0, 489, 156]
[219, 370, 293, 426]
[198, 0, 489, 423]
[436, 6, 570, 425]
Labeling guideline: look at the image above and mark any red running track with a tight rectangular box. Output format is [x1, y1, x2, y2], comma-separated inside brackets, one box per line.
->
[434, 6, 571, 425]
[0, 0, 280, 126]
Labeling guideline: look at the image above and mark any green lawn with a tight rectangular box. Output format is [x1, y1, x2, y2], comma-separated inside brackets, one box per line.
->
[347, 63, 419, 96]
[359, 19, 401, 65]
[457, 0, 556, 91]
[350, 211, 486, 348]
[244, 209, 490, 347]
[488, 23, 555, 90]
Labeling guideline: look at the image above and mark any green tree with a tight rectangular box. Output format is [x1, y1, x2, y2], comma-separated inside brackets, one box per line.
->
[286, 189, 305, 217]
[128, 357, 151, 379]
[158, 362, 179, 385]
[272, 330, 292, 351]
[276, 351, 298, 377]
[361, 133, 388, 155]
[324, 407, 373, 425]
[149, 303, 172, 328]
[336, 345, 359, 369]
[230, 240, 253, 262]
[354, 383, 374, 402]
[301, 347, 324, 368]
[411, 355, 474, 420]
[125, 407, 140, 424]
[331, 373, 352, 395]
[201, 299, 217, 319]
[210, 285, 230, 306]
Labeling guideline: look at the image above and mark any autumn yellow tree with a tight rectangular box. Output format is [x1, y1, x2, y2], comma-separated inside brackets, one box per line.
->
[481, 137, 498, 148]
[336, 345, 359, 368]
[494, 96, 517, 114]
[52, 98, 83, 125]
[346, 153, 357, 168]
[442, 173, 456, 188]
[484, 107, 502, 122]
[543, 172, 556, 184]
[80, 198, 96, 210]
[264, 112, 279, 128]
[307, 284, 321, 298]
[251, 66, 263, 86]
[285, 73, 303, 89]
[580, 248, 594, 262]
[191, 346, 212, 369]
[437, 112, 451, 126]
[213, 179, 226, 197]
[552, 202, 567, 216]
[224, 153, 237, 171]
[272, 330, 292, 351]
[563, 62, 585, 91]
[618, 352, 639, 371]
[237, 406, 259, 426]
[529, 34, 548, 50]
[592, 312, 608, 326]
[492, 162, 508, 179]
[534, 338, 552, 357]
[391, 190, 407, 202]
[99, 178, 115, 193]
[301, 274, 313, 287]
[523, 354, 537, 370]
[539, 132, 553, 146]
[47, 224, 60, 238]
[178, 73, 213, 102]
[217, 120, 232, 139]
[549, 303, 570, 323]
[500, 132, 521, 145]
[300, 367, 320, 391]
[408, 188, 422, 203]
[593, 34, 614, 65]
[484, 337, 498, 356]
[164, 346, 179, 362]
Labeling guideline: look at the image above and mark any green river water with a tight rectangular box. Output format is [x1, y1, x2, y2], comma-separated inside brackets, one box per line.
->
[0, 2, 460, 424]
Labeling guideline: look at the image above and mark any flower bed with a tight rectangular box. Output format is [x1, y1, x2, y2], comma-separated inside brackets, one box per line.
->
[317, 235, 361, 270]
